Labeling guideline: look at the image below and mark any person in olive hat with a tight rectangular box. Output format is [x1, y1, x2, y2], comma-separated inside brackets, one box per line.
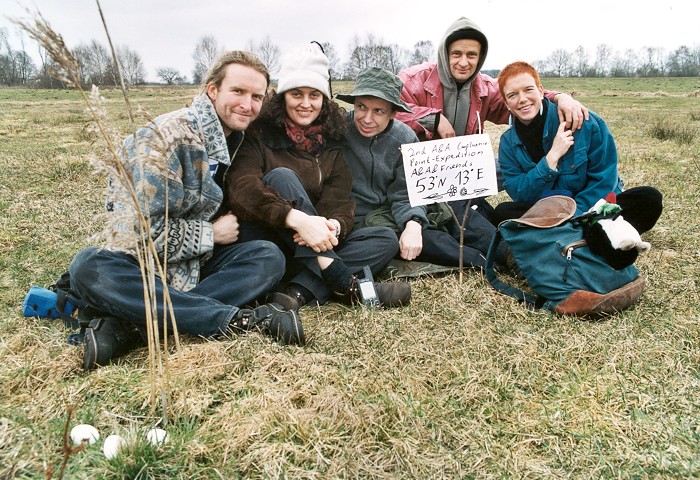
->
[339, 67, 509, 269]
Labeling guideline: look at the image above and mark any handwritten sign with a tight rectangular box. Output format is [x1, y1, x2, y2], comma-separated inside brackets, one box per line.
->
[400, 134, 498, 207]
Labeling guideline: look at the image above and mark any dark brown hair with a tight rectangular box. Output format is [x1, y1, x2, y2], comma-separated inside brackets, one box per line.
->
[257, 90, 347, 140]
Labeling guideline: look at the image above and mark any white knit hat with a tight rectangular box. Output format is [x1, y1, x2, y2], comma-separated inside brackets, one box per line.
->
[276, 43, 330, 98]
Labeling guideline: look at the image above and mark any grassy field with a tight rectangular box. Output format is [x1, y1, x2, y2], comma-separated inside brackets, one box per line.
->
[1, 78, 699, 479]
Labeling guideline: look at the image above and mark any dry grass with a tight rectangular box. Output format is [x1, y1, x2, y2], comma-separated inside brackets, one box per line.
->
[1, 80, 699, 478]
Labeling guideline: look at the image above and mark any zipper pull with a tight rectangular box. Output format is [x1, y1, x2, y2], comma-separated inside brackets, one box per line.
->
[566, 247, 573, 260]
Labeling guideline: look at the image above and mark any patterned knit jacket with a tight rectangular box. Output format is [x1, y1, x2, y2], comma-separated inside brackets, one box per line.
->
[105, 94, 231, 292]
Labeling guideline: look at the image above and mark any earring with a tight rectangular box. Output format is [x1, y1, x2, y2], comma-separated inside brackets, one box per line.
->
[508, 114, 513, 126]
[539, 101, 544, 116]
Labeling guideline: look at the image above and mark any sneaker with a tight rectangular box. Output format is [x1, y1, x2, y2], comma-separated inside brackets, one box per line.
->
[230, 304, 305, 346]
[83, 316, 145, 371]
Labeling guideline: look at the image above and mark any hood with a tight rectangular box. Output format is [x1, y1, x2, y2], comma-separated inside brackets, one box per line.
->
[437, 17, 489, 90]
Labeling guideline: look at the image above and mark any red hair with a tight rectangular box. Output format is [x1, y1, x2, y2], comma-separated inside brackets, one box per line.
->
[498, 61, 541, 99]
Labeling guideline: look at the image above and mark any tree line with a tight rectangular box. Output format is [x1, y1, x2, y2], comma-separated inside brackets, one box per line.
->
[1, 27, 699, 88]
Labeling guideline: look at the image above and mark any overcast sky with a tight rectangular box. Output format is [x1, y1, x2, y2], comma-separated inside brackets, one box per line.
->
[2, 0, 698, 82]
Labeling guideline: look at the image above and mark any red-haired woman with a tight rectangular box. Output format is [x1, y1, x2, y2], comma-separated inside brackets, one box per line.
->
[495, 61, 662, 268]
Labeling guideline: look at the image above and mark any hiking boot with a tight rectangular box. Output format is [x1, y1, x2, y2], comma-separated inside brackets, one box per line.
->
[375, 281, 411, 307]
[83, 316, 145, 371]
[230, 303, 305, 346]
[335, 276, 411, 308]
[266, 285, 308, 312]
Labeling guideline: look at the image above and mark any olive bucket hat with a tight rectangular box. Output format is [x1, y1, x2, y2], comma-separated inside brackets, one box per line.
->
[336, 67, 412, 113]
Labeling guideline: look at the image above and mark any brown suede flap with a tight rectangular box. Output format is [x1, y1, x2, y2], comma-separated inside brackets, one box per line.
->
[510, 196, 577, 228]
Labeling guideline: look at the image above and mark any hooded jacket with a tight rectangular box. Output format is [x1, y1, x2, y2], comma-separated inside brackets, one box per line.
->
[396, 17, 559, 140]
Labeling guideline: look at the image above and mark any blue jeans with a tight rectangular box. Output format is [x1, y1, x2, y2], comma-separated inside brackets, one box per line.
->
[68, 241, 285, 338]
[238, 168, 399, 303]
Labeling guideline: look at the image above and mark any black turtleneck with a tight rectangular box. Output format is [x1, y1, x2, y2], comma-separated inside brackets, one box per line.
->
[513, 99, 549, 162]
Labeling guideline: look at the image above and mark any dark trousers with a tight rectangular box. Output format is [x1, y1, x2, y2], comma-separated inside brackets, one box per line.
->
[69, 241, 285, 338]
[238, 168, 399, 304]
[418, 198, 508, 269]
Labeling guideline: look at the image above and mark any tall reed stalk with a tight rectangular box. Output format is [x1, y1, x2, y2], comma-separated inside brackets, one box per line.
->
[13, 3, 182, 424]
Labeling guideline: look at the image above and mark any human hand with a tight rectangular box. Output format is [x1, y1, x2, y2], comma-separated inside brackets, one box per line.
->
[555, 93, 590, 130]
[286, 210, 338, 253]
[546, 122, 574, 170]
[399, 220, 423, 260]
[436, 114, 456, 138]
[212, 212, 239, 244]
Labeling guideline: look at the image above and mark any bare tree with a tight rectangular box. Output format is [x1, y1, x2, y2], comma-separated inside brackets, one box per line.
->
[0, 27, 14, 85]
[192, 35, 222, 85]
[73, 39, 111, 86]
[0, 26, 36, 86]
[246, 36, 281, 76]
[636, 46, 665, 77]
[546, 48, 573, 77]
[532, 59, 549, 76]
[409, 40, 434, 66]
[32, 43, 58, 88]
[344, 34, 371, 79]
[13, 50, 36, 84]
[572, 45, 591, 77]
[156, 66, 183, 85]
[344, 34, 406, 78]
[112, 45, 145, 86]
[319, 41, 341, 79]
[610, 48, 638, 77]
[667, 45, 699, 76]
[380, 43, 407, 74]
[594, 43, 612, 77]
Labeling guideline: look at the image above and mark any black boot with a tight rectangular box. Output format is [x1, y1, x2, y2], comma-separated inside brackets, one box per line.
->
[230, 303, 305, 346]
[83, 316, 145, 371]
[266, 284, 310, 312]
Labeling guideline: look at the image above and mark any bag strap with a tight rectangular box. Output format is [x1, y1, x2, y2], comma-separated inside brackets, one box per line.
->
[50, 271, 93, 325]
[484, 227, 538, 309]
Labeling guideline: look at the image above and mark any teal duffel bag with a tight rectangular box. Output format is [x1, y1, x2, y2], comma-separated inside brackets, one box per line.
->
[485, 196, 645, 318]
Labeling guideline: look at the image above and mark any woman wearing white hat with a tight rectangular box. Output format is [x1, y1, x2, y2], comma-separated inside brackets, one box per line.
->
[226, 43, 410, 310]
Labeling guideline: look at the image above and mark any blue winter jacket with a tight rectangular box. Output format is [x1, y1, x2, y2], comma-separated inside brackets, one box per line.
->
[498, 98, 623, 215]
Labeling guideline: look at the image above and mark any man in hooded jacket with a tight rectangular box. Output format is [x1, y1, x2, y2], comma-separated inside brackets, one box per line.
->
[395, 17, 589, 230]
[396, 17, 589, 142]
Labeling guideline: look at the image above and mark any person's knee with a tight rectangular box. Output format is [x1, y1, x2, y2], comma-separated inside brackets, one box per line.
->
[252, 241, 286, 283]
[261, 241, 286, 264]
[69, 247, 99, 282]
[370, 226, 400, 250]
[263, 167, 300, 188]
[68, 247, 108, 297]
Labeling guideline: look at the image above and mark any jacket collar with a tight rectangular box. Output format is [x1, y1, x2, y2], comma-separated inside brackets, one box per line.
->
[191, 94, 231, 166]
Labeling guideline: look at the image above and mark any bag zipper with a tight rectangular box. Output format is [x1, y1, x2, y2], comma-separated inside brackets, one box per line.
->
[562, 240, 587, 259]
[561, 240, 587, 282]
